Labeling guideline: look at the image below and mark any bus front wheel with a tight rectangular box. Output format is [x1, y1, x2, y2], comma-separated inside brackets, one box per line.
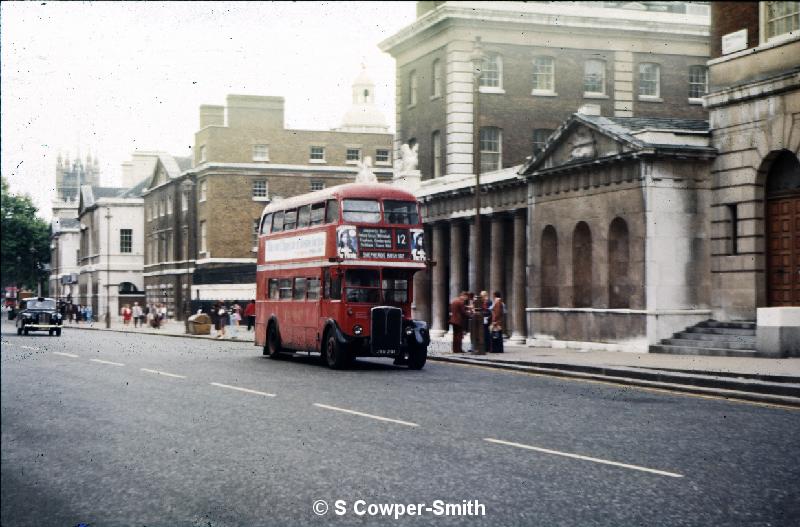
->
[266, 324, 283, 359]
[407, 344, 427, 370]
[324, 333, 351, 369]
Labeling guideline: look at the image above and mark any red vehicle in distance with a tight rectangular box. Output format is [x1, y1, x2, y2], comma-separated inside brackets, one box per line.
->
[255, 183, 430, 369]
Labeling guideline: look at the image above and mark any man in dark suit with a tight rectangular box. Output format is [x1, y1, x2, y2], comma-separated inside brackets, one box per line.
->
[449, 291, 468, 354]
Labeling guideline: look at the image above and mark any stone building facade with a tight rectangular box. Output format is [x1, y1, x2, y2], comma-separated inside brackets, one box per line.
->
[76, 181, 147, 320]
[520, 114, 715, 351]
[49, 151, 102, 302]
[381, 1, 712, 339]
[705, 1, 800, 320]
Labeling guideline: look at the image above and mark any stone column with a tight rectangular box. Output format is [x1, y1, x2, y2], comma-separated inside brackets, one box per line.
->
[510, 210, 527, 343]
[430, 222, 448, 337]
[412, 266, 431, 324]
[468, 219, 477, 293]
[489, 215, 505, 296]
[450, 221, 466, 299]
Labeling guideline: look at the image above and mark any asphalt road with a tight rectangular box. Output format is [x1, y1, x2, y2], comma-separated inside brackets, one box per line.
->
[2, 320, 799, 526]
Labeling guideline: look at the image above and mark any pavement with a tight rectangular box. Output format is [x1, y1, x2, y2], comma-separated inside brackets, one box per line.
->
[3, 321, 800, 525]
[49, 317, 800, 406]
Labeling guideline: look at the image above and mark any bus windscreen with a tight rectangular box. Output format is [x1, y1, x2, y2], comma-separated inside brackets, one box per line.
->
[342, 199, 381, 223]
[383, 200, 419, 225]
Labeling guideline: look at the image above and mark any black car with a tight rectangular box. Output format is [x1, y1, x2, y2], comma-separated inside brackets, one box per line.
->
[15, 297, 63, 336]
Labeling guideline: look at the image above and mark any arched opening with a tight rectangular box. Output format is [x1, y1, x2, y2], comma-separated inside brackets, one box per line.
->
[765, 150, 800, 306]
[572, 221, 592, 308]
[119, 282, 139, 294]
[541, 225, 558, 306]
[608, 217, 630, 308]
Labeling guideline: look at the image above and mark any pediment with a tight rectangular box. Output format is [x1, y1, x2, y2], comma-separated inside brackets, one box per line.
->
[539, 124, 629, 171]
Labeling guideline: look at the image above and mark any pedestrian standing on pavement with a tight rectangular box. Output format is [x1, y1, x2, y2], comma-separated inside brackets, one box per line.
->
[479, 291, 491, 354]
[84, 305, 94, 327]
[490, 291, 505, 353]
[158, 304, 167, 328]
[122, 304, 132, 326]
[244, 299, 256, 331]
[448, 291, 468, 354]
[215, 302, 227, 339]
[132, 302, 143, 328]
[229, 303, 241, 339]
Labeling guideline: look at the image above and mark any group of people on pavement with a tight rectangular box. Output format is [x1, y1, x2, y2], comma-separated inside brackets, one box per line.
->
[120, 302, 167, 328]
[57, 303, 94, 326]
[209, 300, 248, 339]
[449, 290, 505, 355]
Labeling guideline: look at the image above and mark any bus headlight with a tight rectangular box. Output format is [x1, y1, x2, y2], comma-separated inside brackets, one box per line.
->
[353, 325, 363, 336]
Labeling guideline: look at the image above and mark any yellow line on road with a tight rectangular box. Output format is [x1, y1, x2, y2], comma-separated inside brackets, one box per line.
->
[313, 403, 419, 427]
[441, 361, 800, 411]
[210, 382, 275, 397]
[484, 438, 684, 478]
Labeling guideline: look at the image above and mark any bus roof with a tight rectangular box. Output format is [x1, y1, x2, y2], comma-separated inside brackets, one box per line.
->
[260, 183, 418, 216]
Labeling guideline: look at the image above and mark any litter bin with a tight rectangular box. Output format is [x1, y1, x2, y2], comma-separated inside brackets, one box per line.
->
[187, 313, 212, 335]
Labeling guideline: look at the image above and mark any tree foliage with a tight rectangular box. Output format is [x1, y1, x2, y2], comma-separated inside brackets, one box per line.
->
[1, 176, 51, 291]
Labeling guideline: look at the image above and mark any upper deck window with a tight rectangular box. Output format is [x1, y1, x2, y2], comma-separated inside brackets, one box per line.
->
[310, 202, 325, 226]
[272, 211, 285, 232]
[261, 213, 273, 234]
[342, 199, 380, 223]
[297, 205, 311, 228]
[326, 199, 340, 223]
[383, 200, 419, 225]
[284, 209, 298, 230]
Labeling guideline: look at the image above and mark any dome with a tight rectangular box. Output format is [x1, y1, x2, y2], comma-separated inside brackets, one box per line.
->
[340, 103, 388, 133]
[337, 66, 389, 133]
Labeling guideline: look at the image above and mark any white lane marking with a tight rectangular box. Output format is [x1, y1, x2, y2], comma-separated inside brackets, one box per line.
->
[140, 368, 186, 379]
[313, 403, 419, 427]
[52, 351, 79, 358]
[484, 438, 684, 478]
[210, 382, 276, 397]
[90, 358, 125, 367]
[22, 346, 41, 351]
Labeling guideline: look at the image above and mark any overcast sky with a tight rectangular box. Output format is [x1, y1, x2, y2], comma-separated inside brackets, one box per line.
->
[1, 1, 417, 220]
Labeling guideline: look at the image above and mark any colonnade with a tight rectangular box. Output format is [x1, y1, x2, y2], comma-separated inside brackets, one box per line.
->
[413, 209, 527, 342]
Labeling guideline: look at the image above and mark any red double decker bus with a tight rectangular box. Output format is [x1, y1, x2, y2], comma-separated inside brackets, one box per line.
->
[255, 183, 430, 369]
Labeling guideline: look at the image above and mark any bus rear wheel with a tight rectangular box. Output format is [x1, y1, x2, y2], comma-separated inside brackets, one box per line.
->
[266, 323, 283, 359]
[324, 333, 351, 369]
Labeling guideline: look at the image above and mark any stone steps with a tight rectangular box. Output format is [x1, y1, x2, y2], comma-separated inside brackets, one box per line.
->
[649, 319, 757, 357]
[674, 331, 755, 343]
[684, 326, 756, 337]
[664, 338, 757, 351]
[650, 344, 759, 357]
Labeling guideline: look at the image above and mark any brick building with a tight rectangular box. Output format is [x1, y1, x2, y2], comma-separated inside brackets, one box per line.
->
[380, 1, 711, 338]
[140, 153, 194, 317]
[143, 72, 395, 317]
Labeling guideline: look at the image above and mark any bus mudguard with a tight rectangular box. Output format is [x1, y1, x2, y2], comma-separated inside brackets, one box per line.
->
[405, 319, 430, 347]
[324, 319, 349, 346]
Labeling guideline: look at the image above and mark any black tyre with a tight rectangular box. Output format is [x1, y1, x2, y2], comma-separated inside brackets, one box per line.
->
[48, 330, 54, 336]
[265, 323, 283, 359]
[407, 344, 427, 370]
[324, 332, 351, 369]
